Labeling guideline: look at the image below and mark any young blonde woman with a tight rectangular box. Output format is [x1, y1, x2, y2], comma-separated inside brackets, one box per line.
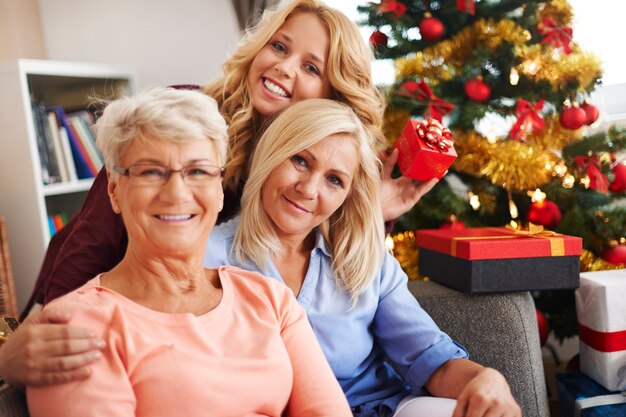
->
[1, 0, 434, 395]
[204, 99, 521, 417]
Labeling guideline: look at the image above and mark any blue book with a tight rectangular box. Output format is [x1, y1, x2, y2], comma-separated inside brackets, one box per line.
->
[47, 215, 56, 237]
[50, 105, 94, 179]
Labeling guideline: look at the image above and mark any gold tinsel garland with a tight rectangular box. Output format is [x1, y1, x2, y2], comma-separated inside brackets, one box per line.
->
[453, 131, 557, 190]
[395, 11, 601, 91]
[396, 18, 530, 82]
[517, 45, 602, 91]
[537, 0, 574, 25]
[453, 116, 583, 191]
[391, 231, 422, 281]
[580, 249, 626, 271]
[391, 234, 626, 281]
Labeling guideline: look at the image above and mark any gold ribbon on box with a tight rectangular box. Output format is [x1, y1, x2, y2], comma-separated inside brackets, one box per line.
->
[450, 224, 565, 257]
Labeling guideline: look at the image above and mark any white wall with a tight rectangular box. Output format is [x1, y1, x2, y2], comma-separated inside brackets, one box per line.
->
[37, 0, 241, 89]
[569, 1, 625, 87]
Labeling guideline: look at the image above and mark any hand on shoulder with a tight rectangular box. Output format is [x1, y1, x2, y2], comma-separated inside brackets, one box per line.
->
[0, 309, 105, 390]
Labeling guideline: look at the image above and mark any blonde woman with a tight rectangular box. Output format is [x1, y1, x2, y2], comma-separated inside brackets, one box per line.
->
[204, 0, 387, 193]
[26, 88, 351, 417]
[205, 99, 521, 417]
[3, 0, 434, 393]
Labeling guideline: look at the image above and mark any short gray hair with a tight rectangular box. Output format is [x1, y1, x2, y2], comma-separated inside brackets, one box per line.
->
[95, 87, 228, 173]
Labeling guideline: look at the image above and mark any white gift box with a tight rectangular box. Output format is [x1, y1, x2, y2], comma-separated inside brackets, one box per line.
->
[575, 269, 626, 391]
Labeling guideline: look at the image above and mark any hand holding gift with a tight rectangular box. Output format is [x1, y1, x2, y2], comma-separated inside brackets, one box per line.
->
[394, 118, 457, 181]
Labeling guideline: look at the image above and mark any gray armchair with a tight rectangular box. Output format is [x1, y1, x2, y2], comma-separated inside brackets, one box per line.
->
[410, 279, 550, 417]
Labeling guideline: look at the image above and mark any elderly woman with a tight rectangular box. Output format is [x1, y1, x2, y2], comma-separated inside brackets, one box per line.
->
[25, 88, 351, 417]
[205, 99, 522, 417]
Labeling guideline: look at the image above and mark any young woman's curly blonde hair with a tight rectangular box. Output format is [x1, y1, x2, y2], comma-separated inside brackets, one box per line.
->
[234, 99, 385, 300]
[204, 0, 385, 192]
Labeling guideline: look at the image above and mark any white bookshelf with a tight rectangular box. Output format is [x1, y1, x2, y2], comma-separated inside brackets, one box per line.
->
[0, 59, 136, 312]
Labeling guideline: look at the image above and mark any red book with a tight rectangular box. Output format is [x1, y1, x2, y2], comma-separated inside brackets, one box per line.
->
[52, 214, 65, 232]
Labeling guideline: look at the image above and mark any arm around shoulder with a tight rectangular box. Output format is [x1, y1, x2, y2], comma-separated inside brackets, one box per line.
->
[0, 309, 104, 391]
[26, 296, 134, 417]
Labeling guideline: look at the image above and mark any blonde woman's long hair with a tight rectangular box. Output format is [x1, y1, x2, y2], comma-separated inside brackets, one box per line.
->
[204, 0, 385, 193]
[234, 99, 385, 300]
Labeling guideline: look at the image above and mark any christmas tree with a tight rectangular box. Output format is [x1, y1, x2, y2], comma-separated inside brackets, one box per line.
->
[358, 0, 626, 341]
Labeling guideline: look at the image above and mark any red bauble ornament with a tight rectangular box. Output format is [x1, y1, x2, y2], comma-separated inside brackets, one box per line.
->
[581, 102, 600, 125]
[465, 78, 491, 103]
[527, 200, 562, 229]
[609, 162, 626, 193]
[601, 244, 626, 265]
[419, 13, 445, 42]
[369, 30, 388, 48]
[536, 308, 550, 346]
[560, 104, 587, 130]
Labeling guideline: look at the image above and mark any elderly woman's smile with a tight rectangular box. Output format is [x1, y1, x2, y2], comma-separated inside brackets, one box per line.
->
[108, 135, 224, 255]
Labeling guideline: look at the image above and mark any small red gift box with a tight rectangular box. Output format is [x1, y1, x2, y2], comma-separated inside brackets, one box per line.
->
[416, 226, 582, 293]
[394, 118, 457, 181]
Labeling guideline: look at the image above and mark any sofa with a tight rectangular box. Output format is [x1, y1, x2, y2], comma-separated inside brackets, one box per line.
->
[0, 279, 549, 417]
[411, 279, 550, 417]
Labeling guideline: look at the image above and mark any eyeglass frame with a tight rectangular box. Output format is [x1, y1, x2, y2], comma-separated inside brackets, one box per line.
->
[113, 163, 225, 186]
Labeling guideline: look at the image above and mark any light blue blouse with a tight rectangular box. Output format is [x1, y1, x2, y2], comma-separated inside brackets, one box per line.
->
[204, 217, 467, 412]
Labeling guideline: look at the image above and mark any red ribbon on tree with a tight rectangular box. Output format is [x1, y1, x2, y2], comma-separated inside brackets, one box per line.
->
[574, 155, 609, 194]
[415, 118, 455, 152]
[456, 0, 475, 15]
[538, 17, 573, 54]
[397, 80, 455, 122]
[376, 0, 407, 18]
[509, 99, 545, 141]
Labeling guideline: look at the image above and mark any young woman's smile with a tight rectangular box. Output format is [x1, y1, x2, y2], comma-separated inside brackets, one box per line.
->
[248, 12, 331, 116]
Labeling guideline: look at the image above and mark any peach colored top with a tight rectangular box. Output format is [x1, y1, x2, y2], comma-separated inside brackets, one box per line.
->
[27, 266, 350, 417]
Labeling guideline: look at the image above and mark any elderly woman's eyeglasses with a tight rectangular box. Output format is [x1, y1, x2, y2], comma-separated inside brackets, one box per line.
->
[113, 163, 225, 186]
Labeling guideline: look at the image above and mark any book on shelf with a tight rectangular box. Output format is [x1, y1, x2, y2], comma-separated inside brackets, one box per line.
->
[50, 105, 97, 179]
[31, 101, 62, 184]
[57, 125, 78, 182]
[67, 111, 103, 172]
[46, 111, 79, 182]
[45, 112, 70, 182]
[47, 212, 69, 238]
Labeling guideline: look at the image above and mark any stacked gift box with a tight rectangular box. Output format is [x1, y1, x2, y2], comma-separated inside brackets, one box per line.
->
[556, 371, 626, 417]
[415, 226, 582, 293]
[555, 269, 626, 416]
[576, 269, 626, 392]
